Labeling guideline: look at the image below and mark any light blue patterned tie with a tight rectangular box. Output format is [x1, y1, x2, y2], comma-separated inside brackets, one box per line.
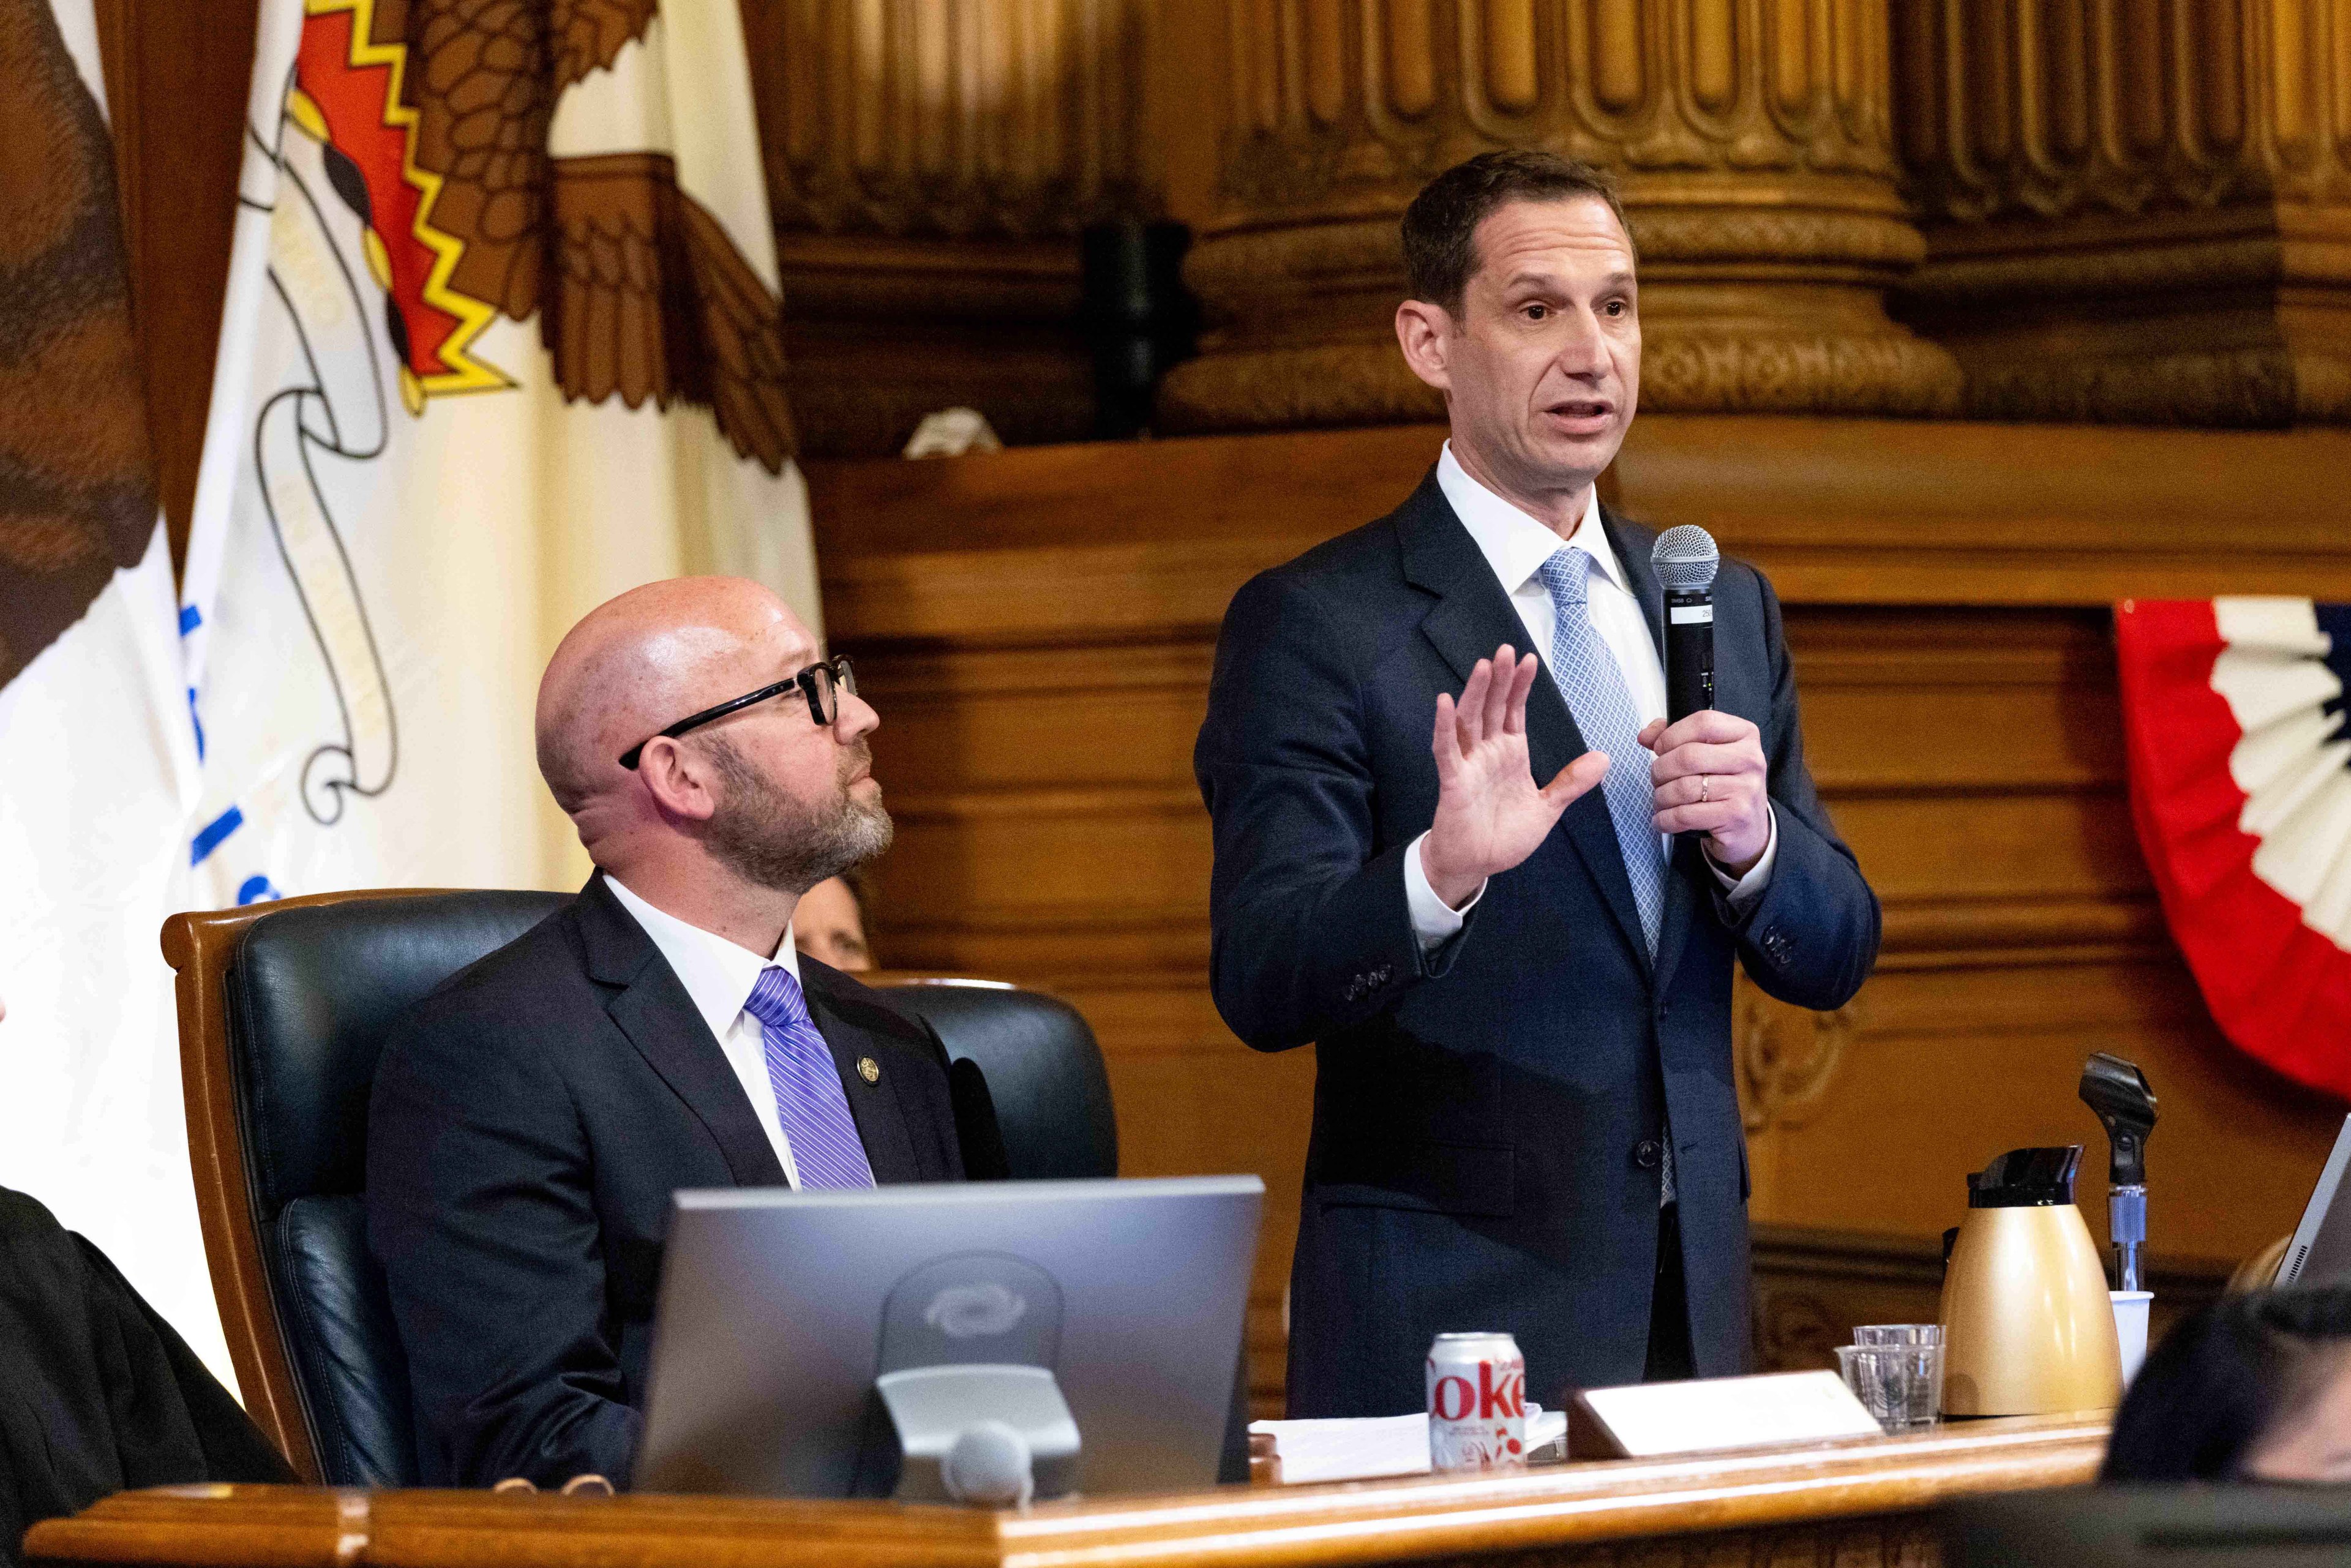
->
[1535, 548, 1666, 955]
[1536, 548, 1675, 1204]
[743, 966, 877, 1190]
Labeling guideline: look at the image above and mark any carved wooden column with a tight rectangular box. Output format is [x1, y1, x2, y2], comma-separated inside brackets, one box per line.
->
[740, 0, 1149, 455]
[1156, 0, 1961, 432]
[1895, 0, 2351, 426]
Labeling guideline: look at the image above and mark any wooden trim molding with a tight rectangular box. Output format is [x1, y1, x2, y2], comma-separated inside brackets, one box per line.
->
[810, 418, 2351, 650]
[27, 1416, 2107, 1568]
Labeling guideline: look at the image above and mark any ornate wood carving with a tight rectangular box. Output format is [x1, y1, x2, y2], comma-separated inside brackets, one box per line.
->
[1157, 0, 1962, 432]
[738, 0, 1150, 454]
[1894, 0, 2351, 426]
[1736, 977, 1856, 1136]
[752, 0, 1146, 239]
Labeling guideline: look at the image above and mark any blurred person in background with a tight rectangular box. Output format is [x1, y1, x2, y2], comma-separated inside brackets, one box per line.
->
[793, 869, 873, 971]
[2104, 1285, 2351, 1482]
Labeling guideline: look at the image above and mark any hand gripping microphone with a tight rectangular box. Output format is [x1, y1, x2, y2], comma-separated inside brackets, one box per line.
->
[1651, 525, 1719, 721]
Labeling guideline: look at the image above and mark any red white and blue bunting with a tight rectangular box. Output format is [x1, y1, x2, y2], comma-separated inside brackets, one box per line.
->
[2116, 598, 2351, 1098]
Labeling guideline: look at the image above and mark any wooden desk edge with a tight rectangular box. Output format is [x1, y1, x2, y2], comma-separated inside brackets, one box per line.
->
[26, 1419, 2107, 1568]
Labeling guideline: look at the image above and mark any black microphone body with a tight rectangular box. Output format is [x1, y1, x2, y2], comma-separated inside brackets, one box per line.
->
[1662, 586, 1714, 722]
[1651, 526, 1721, 724]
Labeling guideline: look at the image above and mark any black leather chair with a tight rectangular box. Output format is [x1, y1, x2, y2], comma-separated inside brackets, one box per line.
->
[171, 890, 1124, 1488]
[870, 979, 1117, 1181]
[219, 891, 568, 1488]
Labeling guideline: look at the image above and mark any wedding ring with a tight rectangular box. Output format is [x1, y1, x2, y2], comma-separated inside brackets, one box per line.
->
[1699, 775, 1712, 803]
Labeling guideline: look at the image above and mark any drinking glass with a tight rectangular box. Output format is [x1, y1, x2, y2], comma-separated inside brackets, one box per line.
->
[1835, 1343, 1944, 1431]
[1853, 1323, 1944, 1347]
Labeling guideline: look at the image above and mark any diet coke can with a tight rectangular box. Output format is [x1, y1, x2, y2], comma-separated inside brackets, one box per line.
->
[1426, 1331, 1528, 1472]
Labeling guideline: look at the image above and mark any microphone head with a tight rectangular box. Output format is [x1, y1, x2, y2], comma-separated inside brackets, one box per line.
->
[1651, 525, 1720, 593]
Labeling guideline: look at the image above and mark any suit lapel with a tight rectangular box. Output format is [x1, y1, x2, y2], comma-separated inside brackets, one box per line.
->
[1606, 504, 1703, 994]
[1398, 475, 1652, 972]
[1607, 503, 1667, 657]
[574, 873, 787, 1188]
[797, 970, 925, 1182]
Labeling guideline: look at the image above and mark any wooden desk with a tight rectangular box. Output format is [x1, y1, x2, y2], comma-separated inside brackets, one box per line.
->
[28, 1416, 2103, 1568]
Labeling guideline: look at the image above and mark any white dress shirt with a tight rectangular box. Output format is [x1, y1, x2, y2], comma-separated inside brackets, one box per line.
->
[606, 875, 807, 1187]
[1404, 443, 1777, 946]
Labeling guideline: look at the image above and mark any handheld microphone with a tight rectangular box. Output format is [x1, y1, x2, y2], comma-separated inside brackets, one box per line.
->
[1651, 525, 1719, 722]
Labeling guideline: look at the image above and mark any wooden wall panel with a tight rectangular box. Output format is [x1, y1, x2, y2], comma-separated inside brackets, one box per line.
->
[814, 415, 2351, 1412]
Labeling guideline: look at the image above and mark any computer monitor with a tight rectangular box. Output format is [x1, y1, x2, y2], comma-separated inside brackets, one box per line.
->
[1945, 1484, 2351, 1567]
[2273, 1114, 2351, 1286]
[632, 1175, 1264, 1499]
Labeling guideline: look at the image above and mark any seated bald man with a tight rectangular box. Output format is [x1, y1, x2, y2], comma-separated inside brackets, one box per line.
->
[367, 577, 970, 1490]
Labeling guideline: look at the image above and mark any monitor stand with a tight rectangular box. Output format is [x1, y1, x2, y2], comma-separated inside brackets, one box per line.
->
[876, 1364, 1082, 1506]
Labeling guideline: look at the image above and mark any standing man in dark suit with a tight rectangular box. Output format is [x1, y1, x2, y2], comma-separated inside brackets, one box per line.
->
[1195, 152, 1880, 1418]
[369, 576, 967, 1488]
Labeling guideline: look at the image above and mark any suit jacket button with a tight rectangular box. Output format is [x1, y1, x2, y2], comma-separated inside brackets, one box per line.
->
[1633, 1139, 1662, 1170]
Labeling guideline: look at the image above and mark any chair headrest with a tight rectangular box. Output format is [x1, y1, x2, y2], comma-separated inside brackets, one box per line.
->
[876, 981, 1118, 1180]
[228, 891, 568, 1221]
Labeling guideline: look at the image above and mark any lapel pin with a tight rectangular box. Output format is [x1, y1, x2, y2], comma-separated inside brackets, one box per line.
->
[857, 1057, 881, 1084]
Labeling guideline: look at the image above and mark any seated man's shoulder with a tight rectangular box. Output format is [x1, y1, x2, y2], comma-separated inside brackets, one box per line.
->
[376, 900, 592, 1073]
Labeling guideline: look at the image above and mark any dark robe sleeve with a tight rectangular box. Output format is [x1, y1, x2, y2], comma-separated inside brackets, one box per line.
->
[0, 1188, 291, 1568]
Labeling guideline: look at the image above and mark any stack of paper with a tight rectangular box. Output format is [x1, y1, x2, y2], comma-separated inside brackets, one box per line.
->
[1248, 1407, 1569, 1485]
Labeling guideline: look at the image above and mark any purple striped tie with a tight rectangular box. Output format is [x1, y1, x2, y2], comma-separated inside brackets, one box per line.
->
[743, 966, 876, 1190]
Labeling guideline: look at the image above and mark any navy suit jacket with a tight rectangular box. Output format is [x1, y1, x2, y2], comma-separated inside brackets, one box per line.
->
[1194, 471, 1878, 1417]
[367, 872, 965, 1487]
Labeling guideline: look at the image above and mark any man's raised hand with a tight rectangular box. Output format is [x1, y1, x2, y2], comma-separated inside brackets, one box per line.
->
[1420, 647, 1611, 909]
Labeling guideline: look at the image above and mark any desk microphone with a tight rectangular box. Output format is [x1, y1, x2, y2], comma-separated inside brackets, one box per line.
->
[1651, 526, 1719, 722]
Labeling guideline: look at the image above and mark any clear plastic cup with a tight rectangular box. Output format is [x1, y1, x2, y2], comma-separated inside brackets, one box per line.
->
[2112, 1291, 2151, 1384]
[1835, 1342, 1944, 1431]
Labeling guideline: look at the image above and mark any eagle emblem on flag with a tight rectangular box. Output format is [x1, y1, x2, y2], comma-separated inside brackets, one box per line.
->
[205, 0, 801, 847]
[291, 0, 795, 468]
[0, 0, 157, 689]
[2117, 598, 2351, 1097]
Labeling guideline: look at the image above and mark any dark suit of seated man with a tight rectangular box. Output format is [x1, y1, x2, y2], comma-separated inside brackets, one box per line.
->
[367, 576, 966, 1490]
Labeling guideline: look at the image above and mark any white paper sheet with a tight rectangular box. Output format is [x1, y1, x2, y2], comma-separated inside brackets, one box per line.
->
[1577, 1369, 1881, 1455]
[1250, 1407, 1569, 1484]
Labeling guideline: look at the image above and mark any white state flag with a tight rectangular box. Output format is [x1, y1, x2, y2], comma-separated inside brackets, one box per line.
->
[0, 0, 224, 1375]
[183, 0, 819, 912]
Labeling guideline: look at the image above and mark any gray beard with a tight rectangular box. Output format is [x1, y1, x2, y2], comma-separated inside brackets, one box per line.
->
[700, 735, 894, 896]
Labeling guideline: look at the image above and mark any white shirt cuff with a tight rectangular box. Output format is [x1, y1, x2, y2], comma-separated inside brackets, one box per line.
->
[1406, 831, 1485, 950]
[1705, 803, 1778, 911]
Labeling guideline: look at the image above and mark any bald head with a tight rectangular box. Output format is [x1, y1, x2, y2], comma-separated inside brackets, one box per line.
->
[536, 576, 818, 822]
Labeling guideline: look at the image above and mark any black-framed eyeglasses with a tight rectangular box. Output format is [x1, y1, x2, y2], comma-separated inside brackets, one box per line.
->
[618, 656, 857, 770]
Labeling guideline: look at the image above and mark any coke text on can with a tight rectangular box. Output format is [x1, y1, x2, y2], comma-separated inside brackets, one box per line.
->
[1427, 1331, 1527, 1472]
